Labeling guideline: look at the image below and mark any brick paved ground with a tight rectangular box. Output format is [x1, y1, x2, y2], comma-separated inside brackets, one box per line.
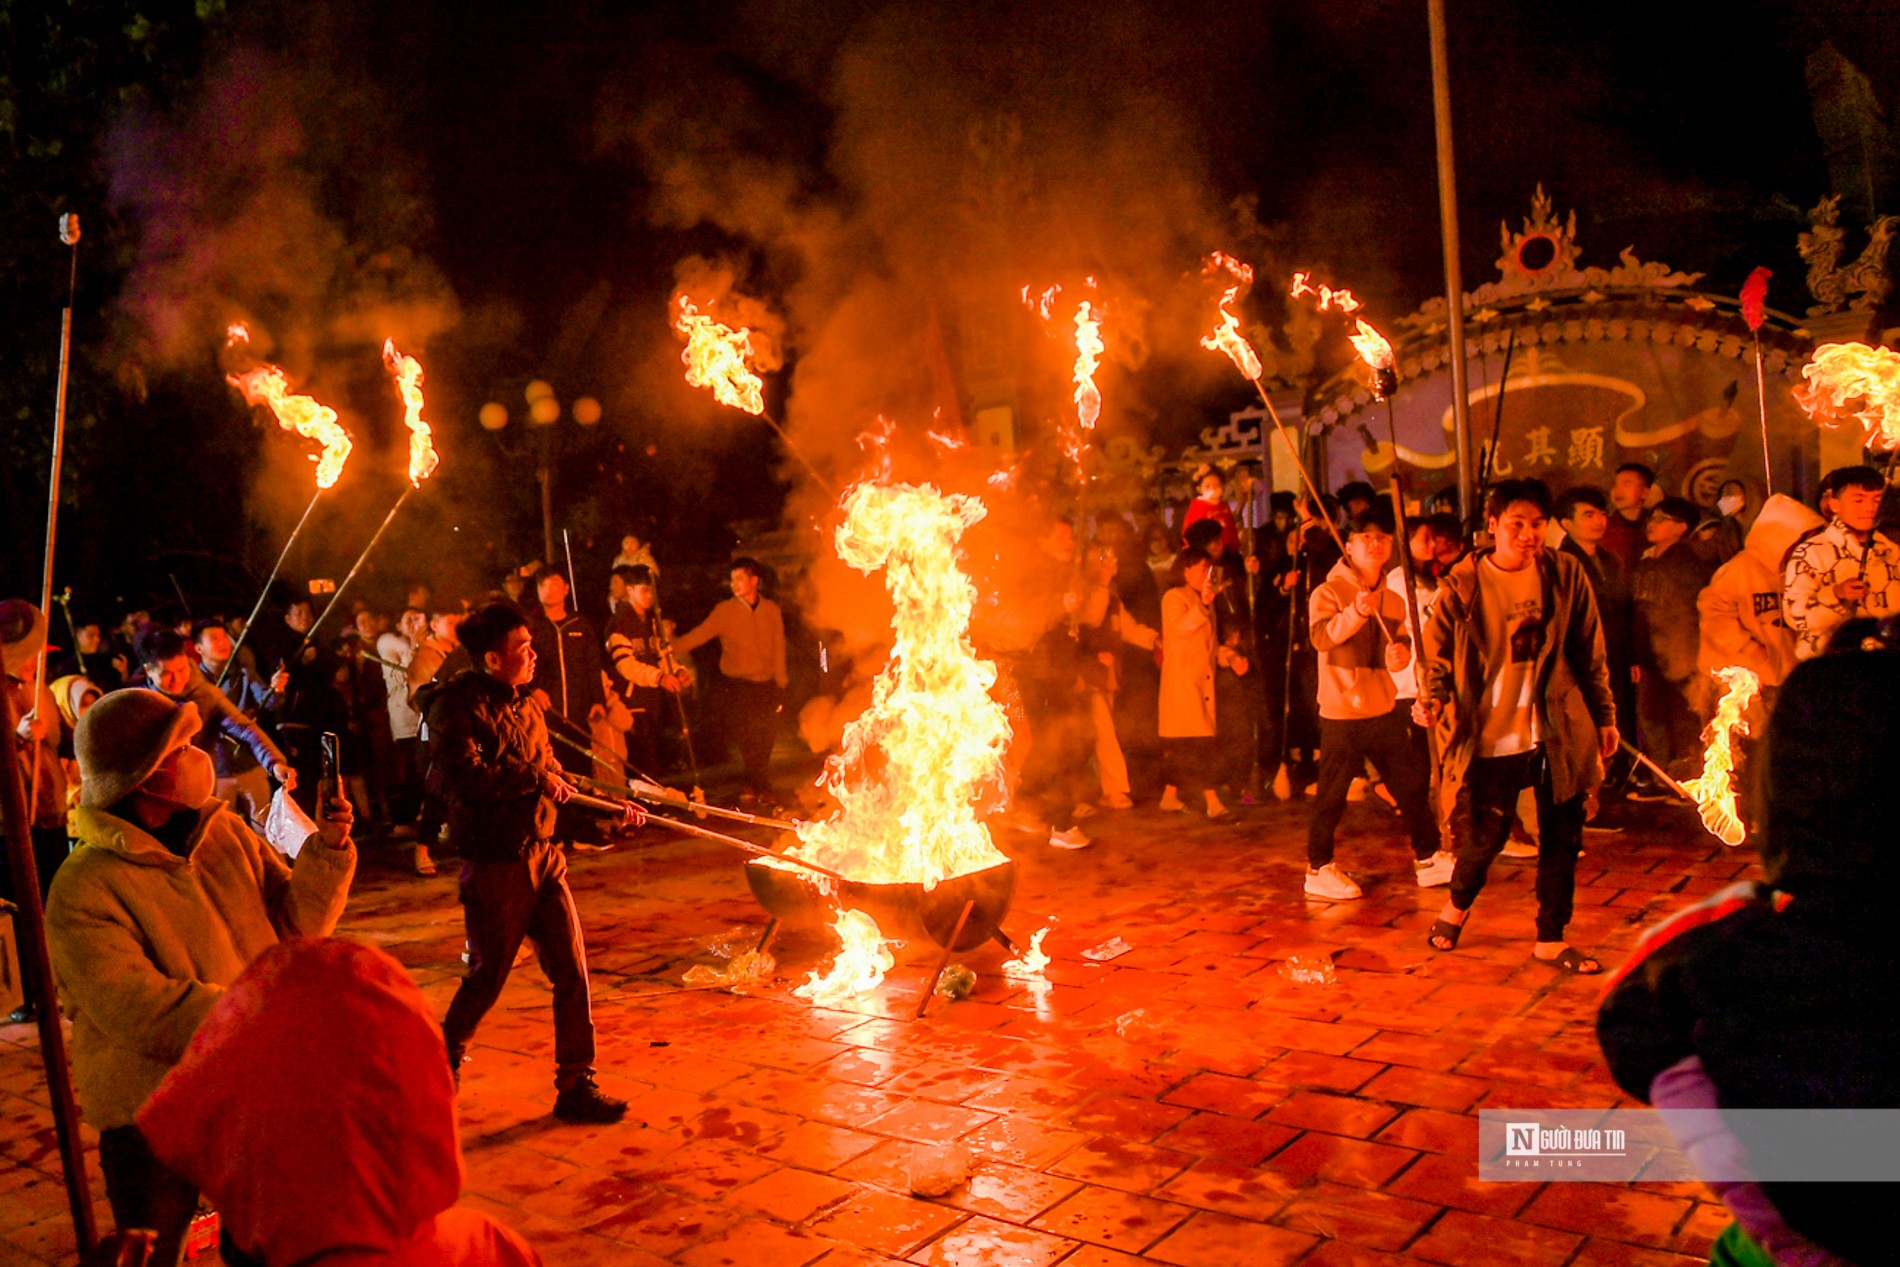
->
[0, 789, 1753, 1265]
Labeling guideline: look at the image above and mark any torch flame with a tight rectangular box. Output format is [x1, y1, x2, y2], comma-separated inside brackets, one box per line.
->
[226, 363, 354, 489]
[785, 481, 1012, 888]
[226, 322, 250, 346]
[1073, 300, 1104, 432]
[1200, 252, 1262, 382]
[675, 295, 766, 416]
[1291, 271, 1396, 389]
[793, 908, 894, 1005]
[382, 340, 440, 486]
[1680, 665, 1761, 846]
[1794, 342, 1900, 450]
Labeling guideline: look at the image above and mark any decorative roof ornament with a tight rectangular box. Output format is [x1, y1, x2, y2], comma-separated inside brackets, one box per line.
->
[1799, 194, 1900, 316]
[1399, 186, 1702, 336]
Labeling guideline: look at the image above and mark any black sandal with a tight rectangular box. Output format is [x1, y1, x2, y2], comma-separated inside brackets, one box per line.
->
[1533, 946, 1602, 975]
[1427, 918, 1465, 952]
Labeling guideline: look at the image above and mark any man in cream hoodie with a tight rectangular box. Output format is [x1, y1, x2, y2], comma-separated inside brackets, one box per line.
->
[1698, 493, 1826, 701]
[1304, 507, 1454, 899]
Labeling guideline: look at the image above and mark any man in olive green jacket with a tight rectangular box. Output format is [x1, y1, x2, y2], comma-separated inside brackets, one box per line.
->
[1414, 479, 1618, 974]
[45, 688, 355, 1266]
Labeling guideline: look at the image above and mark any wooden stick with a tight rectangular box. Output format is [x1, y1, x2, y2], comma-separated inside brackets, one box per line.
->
[1, 673, 96, 1252]
[915, 899, 976, 1020]
[1247, 379, 1393, 641]
[1619, 739, 1693, 801]
[564, 790, 851, 884]
[220, 488, 323, 689]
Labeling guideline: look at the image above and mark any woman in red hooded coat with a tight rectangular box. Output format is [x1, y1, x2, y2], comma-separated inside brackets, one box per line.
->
[135, 938, 540, 1266]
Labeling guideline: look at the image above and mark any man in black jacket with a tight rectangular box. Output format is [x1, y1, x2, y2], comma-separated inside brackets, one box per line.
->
[524, 567, 607, 847]
[423, 602, 638, 1124]
[1557, 487, 1635, 795]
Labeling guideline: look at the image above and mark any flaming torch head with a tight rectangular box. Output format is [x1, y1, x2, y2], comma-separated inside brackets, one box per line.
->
[382, 340, 440, 486]
[675, 295, 766, 416]
[1292, 272, 1397, 399]
[1681, 665, 1762, 846]
[226, 363, 354, 489]
[1200, 252, 1262, 383]
[1795, 342, 1900, 451]
[1072, 300, 1104, 432]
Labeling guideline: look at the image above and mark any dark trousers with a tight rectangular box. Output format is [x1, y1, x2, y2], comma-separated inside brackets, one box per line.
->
[442, 843, 596, 1085]
[1161, 736, 1217, 798]
[1021, 676, 1091, 830]
[1284, 653, 1321, 782]
[1214, 668, 1262, 791]
[99, 1125, 197, 1267]
[1307, 709, 1439, 867]
[722, 678, 780, 795]
[1637, 669, 1700, 772]
[387, 736, 421, 825]
[1448, 749, 1586, 942]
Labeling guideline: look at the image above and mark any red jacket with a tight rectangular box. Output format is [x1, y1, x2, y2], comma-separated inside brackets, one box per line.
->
[137, 939, 540, 1266]
[1181, 498, 1241, 553]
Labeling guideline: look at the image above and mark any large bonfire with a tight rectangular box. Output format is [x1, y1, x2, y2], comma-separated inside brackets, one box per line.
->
[784, 479, 1013, 890]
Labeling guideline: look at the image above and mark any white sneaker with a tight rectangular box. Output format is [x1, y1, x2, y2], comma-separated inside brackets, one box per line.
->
[1304, 863, 1363, 900]
[1049, 826, 1092, 850]
[1346, 777, 1368, 802]
[1072, 803, 1097, 820]
[1157, 788, 1186, 812]
[1271, 768, 1292, 800]
[1500, 836, 1539, 858]
[1204, 793, 1231, 820]
[1413, 851, 1456, 888]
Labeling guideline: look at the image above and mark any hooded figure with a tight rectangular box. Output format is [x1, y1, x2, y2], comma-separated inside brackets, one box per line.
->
[1597, 651, 1899, 1266]
[1696, 494, 1825, 691]
[136, 939, 541, 1267]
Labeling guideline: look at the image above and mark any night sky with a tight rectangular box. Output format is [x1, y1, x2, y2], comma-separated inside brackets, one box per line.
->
[2, 0, 1893, 617]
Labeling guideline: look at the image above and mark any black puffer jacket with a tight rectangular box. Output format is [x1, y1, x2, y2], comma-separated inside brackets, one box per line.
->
[417, 670, 560, 862]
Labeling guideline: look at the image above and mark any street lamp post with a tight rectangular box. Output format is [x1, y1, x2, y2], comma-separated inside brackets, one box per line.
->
[480, 381, 602, 564]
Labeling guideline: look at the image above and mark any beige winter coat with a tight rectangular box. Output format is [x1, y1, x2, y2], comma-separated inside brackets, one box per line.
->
[1697, 495, 1824, 688]
[1159, 584, 1235, 738]
[44, 801, 354, 1129]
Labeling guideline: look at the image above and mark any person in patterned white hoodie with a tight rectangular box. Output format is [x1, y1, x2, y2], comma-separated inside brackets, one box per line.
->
[1782, 465, 1900, 661]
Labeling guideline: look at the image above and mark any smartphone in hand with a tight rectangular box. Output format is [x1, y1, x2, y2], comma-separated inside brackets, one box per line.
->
[319, 731, 341, 815]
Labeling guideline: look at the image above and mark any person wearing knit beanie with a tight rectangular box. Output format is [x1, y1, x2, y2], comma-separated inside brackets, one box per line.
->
[45, 688, 359, 1267]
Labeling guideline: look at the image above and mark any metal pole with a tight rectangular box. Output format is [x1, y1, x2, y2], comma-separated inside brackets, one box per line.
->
[219, 488, 323, 689]
[1753, 333, 1775, 498]
[300, 486, 414, 656]
[760, 412, 835, 495]
[29, 224, 80, 824]
[1, 683, 97, 1254]
[1384, 400, 1443, 792]
[1428, 0, 1476, 522]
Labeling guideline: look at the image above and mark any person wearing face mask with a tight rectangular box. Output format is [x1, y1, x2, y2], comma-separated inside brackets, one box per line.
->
[44, 688, 357, 1267]
[1689, 479, 1756, 567]
[1180, 465, 1241, 554]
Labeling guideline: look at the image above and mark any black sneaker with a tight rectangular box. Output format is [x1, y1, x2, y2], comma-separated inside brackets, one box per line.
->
[553, 1075, 628, 1124]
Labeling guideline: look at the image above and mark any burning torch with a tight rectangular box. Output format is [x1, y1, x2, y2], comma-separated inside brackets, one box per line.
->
[298, 340, 441, 656]
[1200, 254, 1392, 643]
[1290, 269, 1437, 784]
[674, 293, 833, 495]
[220, 326, 356, 687]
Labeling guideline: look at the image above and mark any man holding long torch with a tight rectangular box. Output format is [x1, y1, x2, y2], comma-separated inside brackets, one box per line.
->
[422, 603, 642, 1124]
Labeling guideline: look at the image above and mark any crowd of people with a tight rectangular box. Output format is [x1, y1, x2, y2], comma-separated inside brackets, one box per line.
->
[4, 460, 1897, 1266]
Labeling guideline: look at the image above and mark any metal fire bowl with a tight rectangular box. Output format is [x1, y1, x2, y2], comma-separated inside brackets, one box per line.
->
[745, 858, 1017, 953]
